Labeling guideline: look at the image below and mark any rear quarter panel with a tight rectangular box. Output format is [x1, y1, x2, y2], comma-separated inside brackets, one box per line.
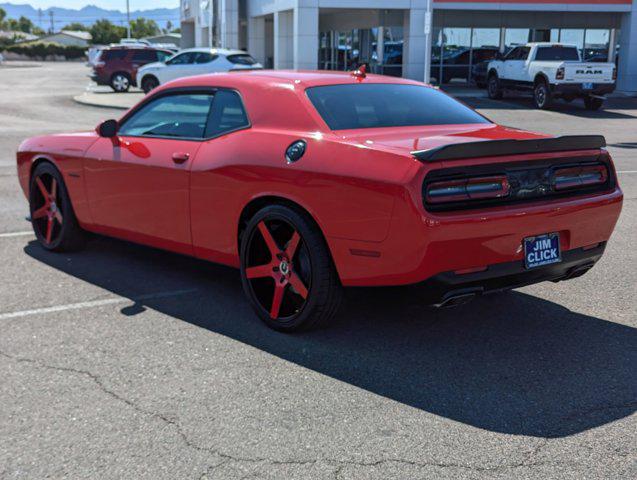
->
[189, 128, 419, 266]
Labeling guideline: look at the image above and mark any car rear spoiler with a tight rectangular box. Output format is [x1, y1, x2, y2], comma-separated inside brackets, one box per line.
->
[411, 135, 606, 162]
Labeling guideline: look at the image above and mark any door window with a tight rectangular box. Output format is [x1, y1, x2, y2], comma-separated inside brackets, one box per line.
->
[119, 93, 214, 139]
[194, 52, 217, 64]
[166, 52, 196, 65]
[132, 49, 158, 62]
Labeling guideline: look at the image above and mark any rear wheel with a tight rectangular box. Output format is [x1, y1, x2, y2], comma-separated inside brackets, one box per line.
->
[584, 97, 604, 110]
[141, 75, 159, 94]
[110, 72, 130, 92]
[533, 80, 552, 109]
[487, 74, 503, 99]
[240, 205, 342, 332]
[29, 162, 85, 252]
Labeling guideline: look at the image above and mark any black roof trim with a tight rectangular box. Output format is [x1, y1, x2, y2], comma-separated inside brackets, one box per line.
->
[411, 135, 606, 162]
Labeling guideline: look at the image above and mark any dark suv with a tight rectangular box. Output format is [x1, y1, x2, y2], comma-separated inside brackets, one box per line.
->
[91, 47, 174, 92]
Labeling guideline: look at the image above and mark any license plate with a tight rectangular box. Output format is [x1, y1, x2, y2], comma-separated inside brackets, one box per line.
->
[524, 233, 561, 269]
[582, 82, 593, 90]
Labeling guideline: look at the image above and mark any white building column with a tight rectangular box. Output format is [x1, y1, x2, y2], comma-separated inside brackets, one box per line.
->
[403, 3, 427, 82]
[274, 10, 293, 69]
[617, 1, 637, 94]
[221, 0, 240, 49]
[247, 15, 266, 65]
[293, 1, 319, 70]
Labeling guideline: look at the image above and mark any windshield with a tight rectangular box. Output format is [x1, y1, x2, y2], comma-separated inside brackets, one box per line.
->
[306, 84, 490, 130]
[535, 46, 580, 61]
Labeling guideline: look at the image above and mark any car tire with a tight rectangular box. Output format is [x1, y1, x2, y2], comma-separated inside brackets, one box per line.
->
[487, 74, 503, 99]
[584, 97, 604, 111]
[240, 204, 342, 332]
[533, 80, 552, 109]
[110, 72, 131, 93]
[29, 162, 85, 252]
[141, 75, 159, 94]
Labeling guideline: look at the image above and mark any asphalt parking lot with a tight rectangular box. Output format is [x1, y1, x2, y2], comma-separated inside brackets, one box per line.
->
[0, 62, 635, 479]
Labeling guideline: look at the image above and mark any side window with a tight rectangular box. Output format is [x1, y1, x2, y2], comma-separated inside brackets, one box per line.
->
[102, 49, 127, 61]
[519, 47, 530, 60]
[205, 90, 249, 137]
[504, 47, 520, 60]
[132, 50, 158, 62]
[167, 52, 195, 65]
[194, 52, 217, 64]
[119, 93, 214, 139]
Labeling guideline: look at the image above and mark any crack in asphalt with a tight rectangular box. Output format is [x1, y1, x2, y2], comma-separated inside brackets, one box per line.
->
[0, 349, 626, 478]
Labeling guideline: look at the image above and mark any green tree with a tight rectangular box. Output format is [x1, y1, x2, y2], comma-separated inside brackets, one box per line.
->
[89, 19, 126, 45]
[17, 15, 35, 33]
[129, 17, 159, 39]
[62, 22, 88, 31]
[0, 7, 7, 28]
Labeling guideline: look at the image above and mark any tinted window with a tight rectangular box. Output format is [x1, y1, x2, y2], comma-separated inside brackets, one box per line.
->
[194, 52, 217, 64]
[119, 94, 213, 139]
[205, 90, 249, 137]
[101, 49, 127, 60]
[157, 50, 172, 62]
[535, 46, 580, 61]
[167, 52, 196, 65]
[227, 54, 258, 65]
[132, 49, 157, 62]
[306, 84, 489, 130]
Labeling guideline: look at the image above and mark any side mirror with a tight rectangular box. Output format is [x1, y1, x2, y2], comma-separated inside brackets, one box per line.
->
[97, 119, 118, 138]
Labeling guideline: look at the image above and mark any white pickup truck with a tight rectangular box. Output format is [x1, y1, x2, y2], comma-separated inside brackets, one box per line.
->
[486, 42, 616, 110]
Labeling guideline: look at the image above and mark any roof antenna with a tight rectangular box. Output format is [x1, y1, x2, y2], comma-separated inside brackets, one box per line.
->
[351, 64, 367, 80]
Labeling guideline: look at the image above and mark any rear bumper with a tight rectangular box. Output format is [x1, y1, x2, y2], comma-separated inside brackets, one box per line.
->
[330, 187, 623, 287]
[416, 243, 605, 306]
[551, 82, 616, 97]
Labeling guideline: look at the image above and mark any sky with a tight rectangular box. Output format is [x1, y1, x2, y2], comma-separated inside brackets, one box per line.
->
[9, 1, 178, 10]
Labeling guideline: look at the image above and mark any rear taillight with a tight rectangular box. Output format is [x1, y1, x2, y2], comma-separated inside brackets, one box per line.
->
[553, 164, 608, 191]
[612, 67, 617, 80]
[426, 175, 510, 204]
[94, 61, 105, 68]
[556, 67, 565, 80]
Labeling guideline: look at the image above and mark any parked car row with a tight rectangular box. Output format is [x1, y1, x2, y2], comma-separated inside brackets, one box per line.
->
[90, 44, 262, 93]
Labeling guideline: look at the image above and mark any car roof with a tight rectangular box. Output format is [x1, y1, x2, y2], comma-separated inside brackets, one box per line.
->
[162, 69, 423, 90]
[177, 47, 250, 56]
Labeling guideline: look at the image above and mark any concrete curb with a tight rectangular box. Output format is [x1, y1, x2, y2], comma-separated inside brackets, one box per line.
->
[73, 92, 142, 110]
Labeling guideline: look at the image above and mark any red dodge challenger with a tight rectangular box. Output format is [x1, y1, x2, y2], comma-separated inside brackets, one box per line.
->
[17, 70, 623, 331]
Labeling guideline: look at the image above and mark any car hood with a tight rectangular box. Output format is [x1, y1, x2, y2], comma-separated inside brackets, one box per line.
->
[337, 123, 550, 158]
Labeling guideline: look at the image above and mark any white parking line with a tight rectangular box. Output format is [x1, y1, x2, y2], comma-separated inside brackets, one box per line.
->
[0, 289, 198, 321]
[617, 170, 637, 174]
[0, 231, 33, 238]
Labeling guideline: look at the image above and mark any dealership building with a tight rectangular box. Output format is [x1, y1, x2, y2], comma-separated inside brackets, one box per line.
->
[180, 0, 637, 94]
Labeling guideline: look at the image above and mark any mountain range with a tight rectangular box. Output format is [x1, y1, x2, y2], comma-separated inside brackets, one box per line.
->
[0, 3, 180, 30]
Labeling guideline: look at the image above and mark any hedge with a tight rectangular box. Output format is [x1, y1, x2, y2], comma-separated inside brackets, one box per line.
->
[5, 42, 86, 60]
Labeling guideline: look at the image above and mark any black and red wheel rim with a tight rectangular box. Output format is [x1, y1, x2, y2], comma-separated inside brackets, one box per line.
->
[244, 218, 311, 321]
[31, 173, 63, 246]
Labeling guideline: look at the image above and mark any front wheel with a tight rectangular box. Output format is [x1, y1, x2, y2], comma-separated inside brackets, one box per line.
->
[533, 81, 552, 109]
[29, 162, 85, 251]
[141, 75, 159, 94]
[584, 97, 604, 110]
[240, 205, 342, 332]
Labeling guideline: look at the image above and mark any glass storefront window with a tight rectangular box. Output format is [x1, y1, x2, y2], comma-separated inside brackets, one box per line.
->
[504, 28, 530, 53]
[559, 29, 585, 51]
[584, 29, 610, 62]
[441, 27, 471, 84]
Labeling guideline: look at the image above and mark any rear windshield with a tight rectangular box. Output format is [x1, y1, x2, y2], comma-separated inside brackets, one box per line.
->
[227, 54, 258, 65]
[535, 46, 580, 61]
[306, 84, 489, 130]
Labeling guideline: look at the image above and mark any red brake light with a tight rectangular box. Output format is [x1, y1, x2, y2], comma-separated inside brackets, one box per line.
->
[612, 67, 617, 80]
[553, 165, 608, 191]
[426, 175, 510, 204]
[556, 66, 565, 80]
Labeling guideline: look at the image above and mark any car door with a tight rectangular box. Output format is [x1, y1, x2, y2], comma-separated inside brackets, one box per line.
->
[504, 46, 530, 83]
[162, 51, 197, 82]
[84, 90, 215, 254]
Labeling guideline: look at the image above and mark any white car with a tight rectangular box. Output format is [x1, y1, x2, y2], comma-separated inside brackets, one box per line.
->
[136, 48, 263, 93]
[487, 42, 616, 110]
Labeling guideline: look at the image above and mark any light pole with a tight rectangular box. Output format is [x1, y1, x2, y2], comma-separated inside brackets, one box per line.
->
[423, 0, 433, 84]
[126, 0, 131, 38]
